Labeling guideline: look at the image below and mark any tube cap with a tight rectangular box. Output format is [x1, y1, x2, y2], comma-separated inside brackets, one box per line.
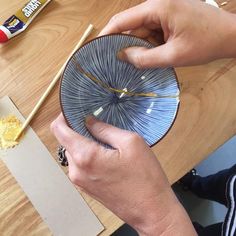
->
[0, 29, 9, 43]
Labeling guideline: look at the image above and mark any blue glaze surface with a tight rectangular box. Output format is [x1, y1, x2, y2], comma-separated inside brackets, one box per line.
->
[60, 34, 180, 146]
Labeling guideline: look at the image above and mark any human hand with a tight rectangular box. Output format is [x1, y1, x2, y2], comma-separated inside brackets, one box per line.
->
[100, 0, 236, 68]
[51, 114, 196, 235]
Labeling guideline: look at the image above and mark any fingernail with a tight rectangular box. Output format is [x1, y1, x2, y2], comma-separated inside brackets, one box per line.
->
[85, 115, 96, 126]
[117, 50, 127, 61]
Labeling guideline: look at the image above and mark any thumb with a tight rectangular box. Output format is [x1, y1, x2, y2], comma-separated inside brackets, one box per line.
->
[85, 116, 130, 149]
[118, 41, 177, 68]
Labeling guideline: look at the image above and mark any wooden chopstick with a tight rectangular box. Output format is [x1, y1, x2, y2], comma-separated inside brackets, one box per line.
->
[14, 24, 94, 141]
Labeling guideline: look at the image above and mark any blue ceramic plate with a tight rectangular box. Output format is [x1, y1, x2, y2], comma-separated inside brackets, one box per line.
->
[60, 34, 180, 146]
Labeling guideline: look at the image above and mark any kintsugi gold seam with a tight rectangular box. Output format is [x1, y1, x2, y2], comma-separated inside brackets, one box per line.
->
[73, 61, 179, 99]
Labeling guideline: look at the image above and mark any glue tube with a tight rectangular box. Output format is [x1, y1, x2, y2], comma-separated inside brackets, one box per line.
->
[0, 0, 51, 43]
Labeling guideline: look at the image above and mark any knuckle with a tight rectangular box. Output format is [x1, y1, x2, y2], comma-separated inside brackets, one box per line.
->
[50, 120, 58, 134]
[76, 156, 91, 169]
[109, 13, 124, 32]
[96, 125, 107, 137]
[126, 132, 143, 145]
[74, 146, 98, 169]
[69, 171, 80, 185]
[110, 13, 121, 23]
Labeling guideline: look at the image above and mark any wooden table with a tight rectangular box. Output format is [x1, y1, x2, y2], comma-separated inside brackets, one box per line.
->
[0, 0, 236, 235]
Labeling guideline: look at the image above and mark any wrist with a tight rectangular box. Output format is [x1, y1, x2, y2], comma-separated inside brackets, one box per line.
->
[133, 189, 197, 236]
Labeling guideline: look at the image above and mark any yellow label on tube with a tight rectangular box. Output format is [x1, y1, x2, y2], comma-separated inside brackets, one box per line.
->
[15, 0, 49, 23]
[0, 0, 51, 42]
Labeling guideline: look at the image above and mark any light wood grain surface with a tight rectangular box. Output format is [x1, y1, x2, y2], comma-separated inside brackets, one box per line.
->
[0, 0, 236, 235]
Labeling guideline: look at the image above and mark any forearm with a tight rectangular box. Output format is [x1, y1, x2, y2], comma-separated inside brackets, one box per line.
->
[132, 189, 197, 236]
[157, 201, 197, 236]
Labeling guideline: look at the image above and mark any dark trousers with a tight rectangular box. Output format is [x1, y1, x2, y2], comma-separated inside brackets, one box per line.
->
[188, 164, 236, 236]
[193, 222, 223, 236]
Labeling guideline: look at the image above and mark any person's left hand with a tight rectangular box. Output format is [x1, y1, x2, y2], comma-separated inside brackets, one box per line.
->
[51, 114, 196, 235]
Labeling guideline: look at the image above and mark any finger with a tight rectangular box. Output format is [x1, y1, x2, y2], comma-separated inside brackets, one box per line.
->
[127, 28, 164, 47]
[65, 150, 77, 177]
[85, 116, 130, 149]
[118, 41, 178, 68]
[128, 27, 153, 39]
[99, 2, 157, 36]
[65, 150, 80, 182]
[65, 150, 74, 167]
[51, 113, 97, 156]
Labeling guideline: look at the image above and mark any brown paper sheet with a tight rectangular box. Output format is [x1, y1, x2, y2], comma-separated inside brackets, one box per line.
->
[0, 96, 104, 236]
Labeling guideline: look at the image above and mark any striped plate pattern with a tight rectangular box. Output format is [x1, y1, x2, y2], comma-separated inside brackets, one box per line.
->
[60, 34, 180, 146]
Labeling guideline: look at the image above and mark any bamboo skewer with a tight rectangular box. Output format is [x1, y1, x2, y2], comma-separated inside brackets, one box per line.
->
[14, 24, 94, 141]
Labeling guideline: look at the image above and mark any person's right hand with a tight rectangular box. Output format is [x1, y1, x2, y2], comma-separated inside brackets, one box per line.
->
[99, 0, 236, 68]
[51, 114, 197, 236]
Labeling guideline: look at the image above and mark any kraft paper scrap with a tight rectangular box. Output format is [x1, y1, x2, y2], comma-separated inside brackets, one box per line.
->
[0, 96, 104, 236]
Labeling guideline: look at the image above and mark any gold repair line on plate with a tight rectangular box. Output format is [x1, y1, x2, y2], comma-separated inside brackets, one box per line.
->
[74, 62, 179, 99]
